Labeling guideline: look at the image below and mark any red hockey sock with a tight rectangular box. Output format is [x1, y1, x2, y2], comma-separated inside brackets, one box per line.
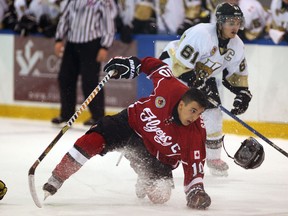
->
[52, 154, 81, 182]
[74, 132, 106, 158]
[52, 132, 106, 181]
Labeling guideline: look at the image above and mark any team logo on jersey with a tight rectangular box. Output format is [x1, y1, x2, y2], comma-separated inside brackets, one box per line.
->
[155, 96, 166, 108]
[210, 46, 217, 56]
[194, 150, 200, 160]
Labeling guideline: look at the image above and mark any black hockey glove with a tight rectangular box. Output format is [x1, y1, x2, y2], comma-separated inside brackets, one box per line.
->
[199, 77, 221, 109]
[104, 56, 141, 79]
[186, 184, 211, 209]
[231, 89, 252, 115]
[178, 70, 205, 88]
[14, 14, 38, 36]
[0, 180, 7, 200]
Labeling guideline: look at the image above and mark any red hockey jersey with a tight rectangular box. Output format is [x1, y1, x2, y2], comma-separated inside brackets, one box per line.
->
[128, 57, 207, 193]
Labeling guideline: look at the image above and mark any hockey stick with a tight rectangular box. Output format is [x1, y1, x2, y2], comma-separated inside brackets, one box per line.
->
[208, 98, 288, 158]
[28, 70, 115, 208]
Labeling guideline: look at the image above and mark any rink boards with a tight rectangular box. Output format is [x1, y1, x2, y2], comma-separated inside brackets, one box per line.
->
[0, 32, 287, 139]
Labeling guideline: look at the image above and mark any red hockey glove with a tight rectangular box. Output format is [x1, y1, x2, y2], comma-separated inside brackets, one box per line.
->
[0, 180, 7, 200]
[186, 184, 211, 209]
[104, 56, 141, 79]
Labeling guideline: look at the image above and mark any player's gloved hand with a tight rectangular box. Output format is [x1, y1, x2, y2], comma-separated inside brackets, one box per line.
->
[231, 89, 252, 115]
[186, 183, 211, 209]
[178, 70, 205, 88]
[0, 180, 7, 200]
[199, 77, 221, 109]
[104, 56, 141, 79]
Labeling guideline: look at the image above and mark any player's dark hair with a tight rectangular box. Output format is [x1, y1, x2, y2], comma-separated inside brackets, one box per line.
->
[181, 88, 208, 109]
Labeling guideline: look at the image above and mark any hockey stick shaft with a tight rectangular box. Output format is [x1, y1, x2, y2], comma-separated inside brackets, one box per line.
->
[208, 98, 288, 158]
[28, 70, 115, 208]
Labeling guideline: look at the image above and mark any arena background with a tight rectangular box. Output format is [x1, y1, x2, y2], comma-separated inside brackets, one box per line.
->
[0, 32, 287, 139]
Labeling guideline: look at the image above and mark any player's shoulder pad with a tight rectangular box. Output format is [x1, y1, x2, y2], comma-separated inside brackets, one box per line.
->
[141, 57, 172, 77]
[182, 23, 216, 51]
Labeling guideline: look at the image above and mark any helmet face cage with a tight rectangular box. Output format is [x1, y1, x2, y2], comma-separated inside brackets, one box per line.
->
[216, 3, 245, 30]
[216, 15, 245, 30]
[234, 137, 265, 169]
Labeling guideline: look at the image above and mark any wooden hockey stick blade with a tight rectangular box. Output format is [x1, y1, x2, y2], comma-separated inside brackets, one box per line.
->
[28, 126, 68, 208]
[28, 173, 42, 208]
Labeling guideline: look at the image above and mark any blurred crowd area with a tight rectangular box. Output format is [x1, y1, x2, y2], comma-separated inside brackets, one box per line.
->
[0, 0, 287, 44]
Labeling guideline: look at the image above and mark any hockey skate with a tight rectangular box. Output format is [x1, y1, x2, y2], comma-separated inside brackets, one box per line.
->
[207, 159, 229, 177]
[42, 175, 63, 199]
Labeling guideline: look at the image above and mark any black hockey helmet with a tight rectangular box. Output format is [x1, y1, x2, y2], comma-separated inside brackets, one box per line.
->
[234, 137, 265, 169]
[2, 11, 18, 30]
[215, 2, 245, 29]
[14, 14, 38, 36]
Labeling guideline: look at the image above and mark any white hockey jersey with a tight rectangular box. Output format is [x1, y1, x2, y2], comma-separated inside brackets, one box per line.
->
[270, 0, 288, 31]
[154, 0, 185, 34]
[162, 23, 249, 88]
[118, 0, 185, 34]
[239, 0, 270, 40]
[268, 0, 288, 43]
[14, 0, 66, 22]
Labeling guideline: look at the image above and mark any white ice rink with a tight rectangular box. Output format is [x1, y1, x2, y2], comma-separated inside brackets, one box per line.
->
[0, 117, 287, 216]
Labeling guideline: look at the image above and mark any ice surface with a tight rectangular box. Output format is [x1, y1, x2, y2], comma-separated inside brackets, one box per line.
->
[0, 117, 287, 216]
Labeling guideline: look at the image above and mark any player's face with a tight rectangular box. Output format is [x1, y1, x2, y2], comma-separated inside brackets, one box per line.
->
[177, 101, 205, 126]
[221, 18, 242, 39]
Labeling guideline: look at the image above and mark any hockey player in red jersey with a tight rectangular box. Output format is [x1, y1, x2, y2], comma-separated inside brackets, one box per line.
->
[43, 56, 211, 209]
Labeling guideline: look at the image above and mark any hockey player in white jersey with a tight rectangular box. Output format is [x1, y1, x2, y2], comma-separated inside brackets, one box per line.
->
[159, 2, 252, 176]
[269, 0, 288, 44]
[117, 0, 185, 35]
[202, 0, 270, 41]
[232, 0, 270, 41]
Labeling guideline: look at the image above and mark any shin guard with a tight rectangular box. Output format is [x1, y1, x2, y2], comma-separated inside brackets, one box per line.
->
[52, 132, 105, 182]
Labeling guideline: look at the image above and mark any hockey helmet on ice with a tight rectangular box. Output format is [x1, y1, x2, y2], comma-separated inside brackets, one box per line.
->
[234, 137, 265, 169]
[215, 2, 245, 29]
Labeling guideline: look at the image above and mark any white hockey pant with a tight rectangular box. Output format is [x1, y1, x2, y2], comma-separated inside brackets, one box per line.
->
[202, 108, 224, 160]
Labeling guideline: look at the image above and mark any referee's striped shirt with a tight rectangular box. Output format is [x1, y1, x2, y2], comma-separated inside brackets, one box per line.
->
[55, 0, 116, 48]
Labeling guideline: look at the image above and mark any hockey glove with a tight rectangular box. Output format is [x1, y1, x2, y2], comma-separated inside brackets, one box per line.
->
[186, 184, 211, 209]
[231, 89, 252, 115]
[0, 180, 7, 200]
[199, 77, 221, 109]
[178, 70, 205, 88]
[104, 56, 141, 79]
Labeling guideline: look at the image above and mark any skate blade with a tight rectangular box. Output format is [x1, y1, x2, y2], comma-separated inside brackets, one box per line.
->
[44, 191, 52, 200]
[209, 168, 228, 177]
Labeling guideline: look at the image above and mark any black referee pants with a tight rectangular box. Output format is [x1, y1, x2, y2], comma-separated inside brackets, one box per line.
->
[58, 39, 104, 120]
